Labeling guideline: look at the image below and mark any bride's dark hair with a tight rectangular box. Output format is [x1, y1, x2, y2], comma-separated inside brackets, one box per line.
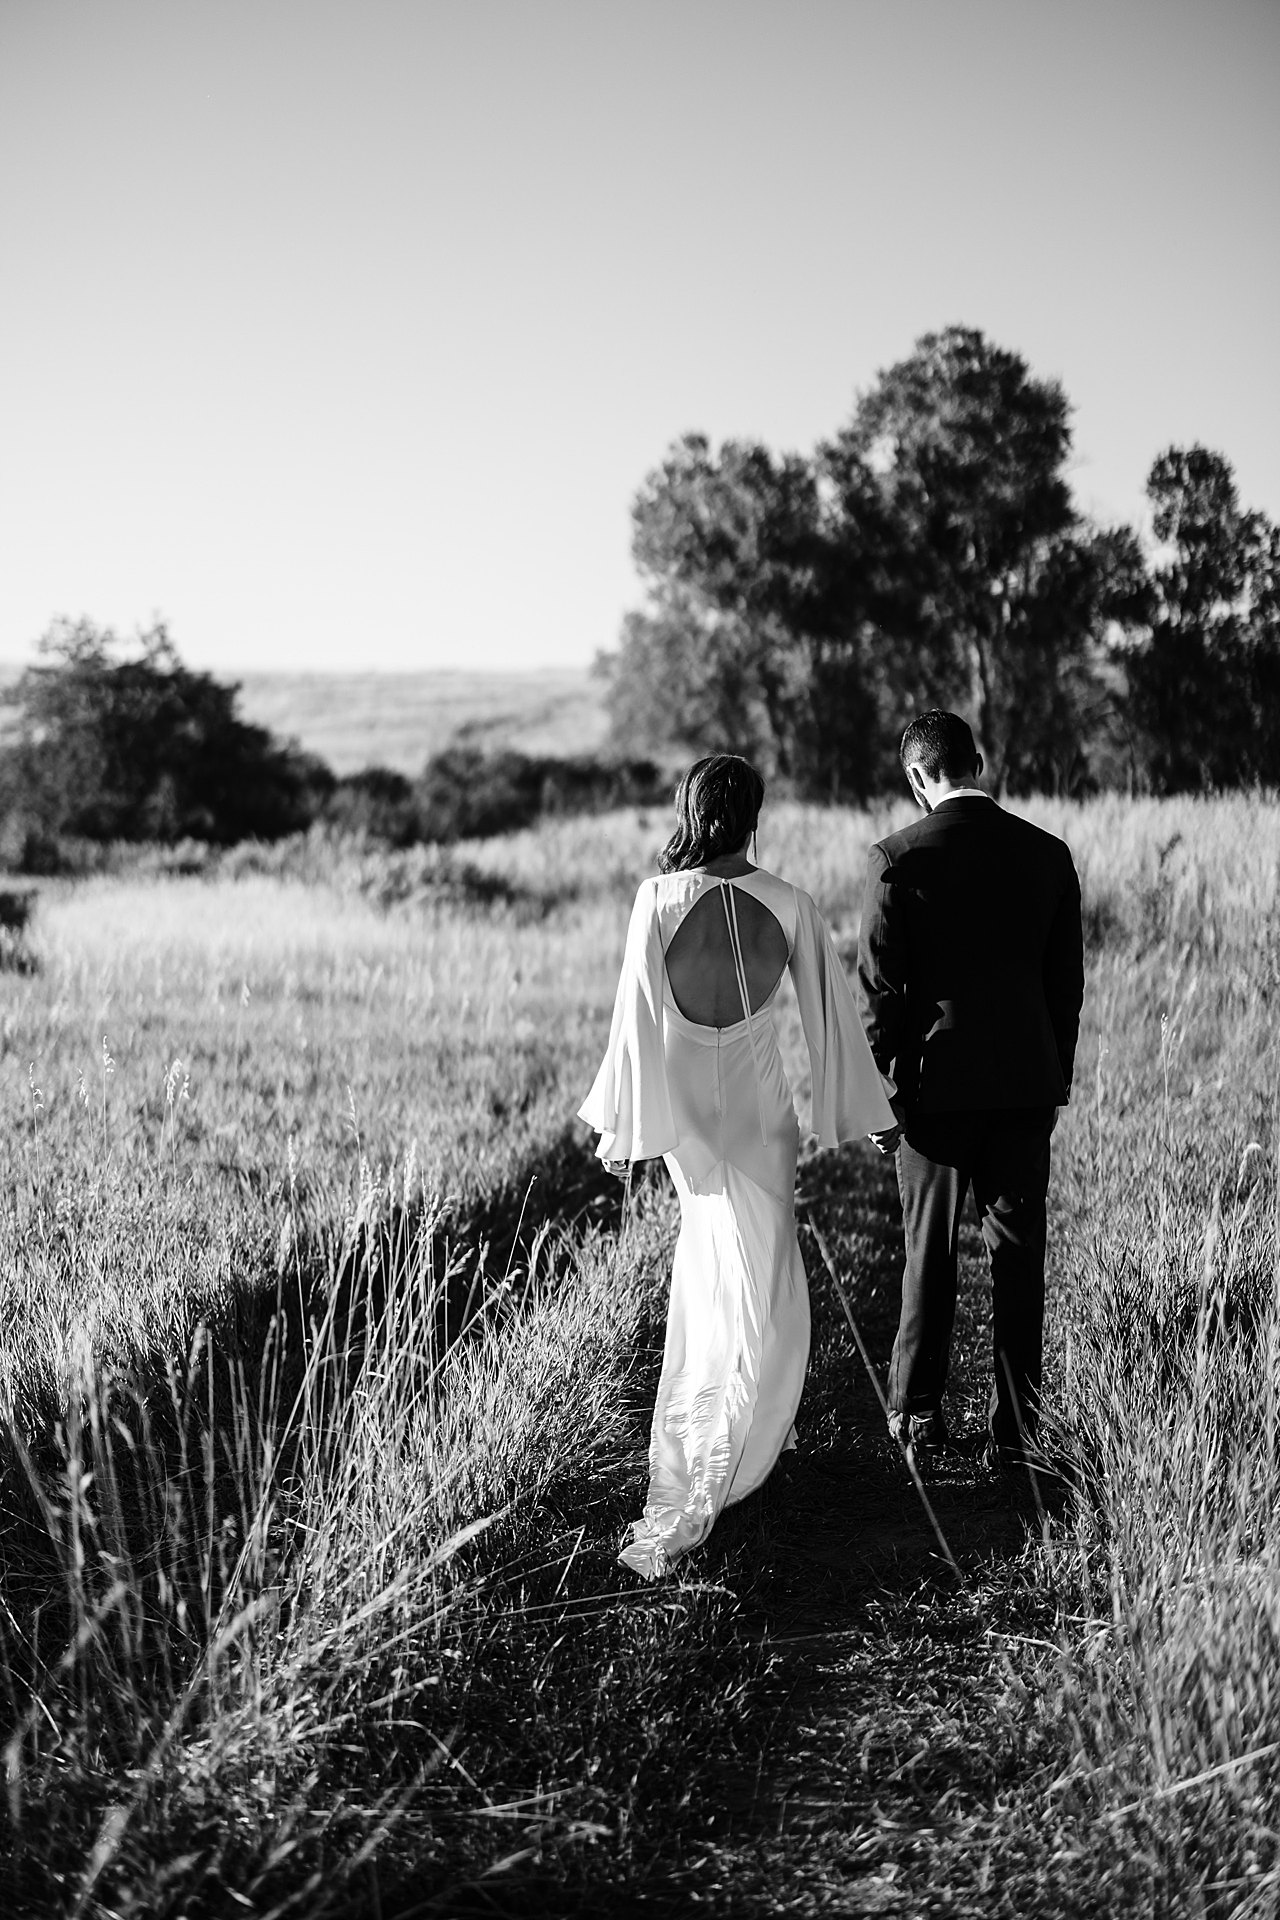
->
[658, 754, 765, 873]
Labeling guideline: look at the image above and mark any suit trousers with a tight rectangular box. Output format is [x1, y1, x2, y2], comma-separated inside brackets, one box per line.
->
[888, 1106, 1055, 1448]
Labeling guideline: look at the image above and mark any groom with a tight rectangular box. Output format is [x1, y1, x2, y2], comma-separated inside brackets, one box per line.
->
[856, 711, 1084, 1471]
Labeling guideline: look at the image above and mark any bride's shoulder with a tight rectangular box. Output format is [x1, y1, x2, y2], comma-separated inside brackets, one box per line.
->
[631, 870, 696, 915]
[751, 865, 807, 903]
[756, 871, 829, 938]
[644, 868, 704, 897]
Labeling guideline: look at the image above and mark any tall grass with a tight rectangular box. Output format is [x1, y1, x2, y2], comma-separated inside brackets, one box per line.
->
[1012, 809, 1280, 1916]
[0, 866, 748, 1909]
[3, 794, 1280, 1913]
[896, 791, 1280, 1915]
[2, 1150, 752, 1911]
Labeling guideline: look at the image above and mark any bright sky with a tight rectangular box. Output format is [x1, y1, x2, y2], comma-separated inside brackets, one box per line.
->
[2, 0, 1277, 674]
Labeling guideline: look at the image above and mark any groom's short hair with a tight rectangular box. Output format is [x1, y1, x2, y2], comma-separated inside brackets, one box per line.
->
[900, 711, 979, 781]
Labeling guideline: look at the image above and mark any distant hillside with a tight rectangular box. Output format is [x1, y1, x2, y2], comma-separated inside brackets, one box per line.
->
[220, 668, 610, 777]
[0, 662, 615, 779]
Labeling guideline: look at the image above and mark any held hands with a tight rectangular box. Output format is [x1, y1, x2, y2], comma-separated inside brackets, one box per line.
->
[868, 1097, 908, 1157]
[603, 1158, 630, 1180]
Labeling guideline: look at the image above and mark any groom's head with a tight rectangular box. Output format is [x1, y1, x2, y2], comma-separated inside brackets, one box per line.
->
[900, 711, 983, 811]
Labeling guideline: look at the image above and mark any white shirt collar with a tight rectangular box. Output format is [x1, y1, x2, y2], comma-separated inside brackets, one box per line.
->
[933, 787, 989, 805]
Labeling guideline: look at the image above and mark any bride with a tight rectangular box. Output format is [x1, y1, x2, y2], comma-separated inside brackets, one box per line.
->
[579, 754, 894, 1578]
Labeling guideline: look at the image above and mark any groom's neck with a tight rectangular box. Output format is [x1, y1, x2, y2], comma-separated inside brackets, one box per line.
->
[916, 770, 986, 812]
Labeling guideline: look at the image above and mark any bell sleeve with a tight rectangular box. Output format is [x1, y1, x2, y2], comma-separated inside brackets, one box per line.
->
[577, 879, 679, 1164]
[789, 887, 897, 1146]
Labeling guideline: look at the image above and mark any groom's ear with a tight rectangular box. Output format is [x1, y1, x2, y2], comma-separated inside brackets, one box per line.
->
[974, 752, 984, 779]
[905, 762, 928, 807]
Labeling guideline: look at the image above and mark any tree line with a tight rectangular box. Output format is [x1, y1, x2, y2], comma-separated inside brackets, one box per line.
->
[0, 620, 660, 871]
[599, 326, 1280, 798]
[4, 323, 1274, 868]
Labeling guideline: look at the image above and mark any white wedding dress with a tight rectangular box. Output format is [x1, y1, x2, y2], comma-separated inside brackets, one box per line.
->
[579, 867, 894, 1578]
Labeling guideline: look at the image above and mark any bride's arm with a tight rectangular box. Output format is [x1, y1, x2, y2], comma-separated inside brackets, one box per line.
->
[577, 880, 679, 1165]
[789, 888, 896, 1147]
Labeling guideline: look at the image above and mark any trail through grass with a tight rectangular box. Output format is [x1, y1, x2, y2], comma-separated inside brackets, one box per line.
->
[2, 797, 1278, 1914]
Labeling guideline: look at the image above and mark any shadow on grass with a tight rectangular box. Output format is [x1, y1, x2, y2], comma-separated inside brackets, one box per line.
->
[0, 1134, 1075, 1918]
[681, 1144, 1071, 1915]
[433, 1141, 1074, 1918]
[0, 1123, 692, 1913]
[0, 1124, 626, 1691]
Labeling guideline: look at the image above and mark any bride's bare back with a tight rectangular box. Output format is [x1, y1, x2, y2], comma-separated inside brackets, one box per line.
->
[664, 883, 789, 1027]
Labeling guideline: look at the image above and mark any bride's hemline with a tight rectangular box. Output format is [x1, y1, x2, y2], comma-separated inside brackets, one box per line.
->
[616, 1423, 800, 1581]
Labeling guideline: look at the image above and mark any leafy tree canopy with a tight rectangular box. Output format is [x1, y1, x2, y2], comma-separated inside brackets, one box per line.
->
[607, 433, 897, 799]
[602, 326, 1193, 798]
[1122, 448, 1280, 791]
[0, 618, 333, 855]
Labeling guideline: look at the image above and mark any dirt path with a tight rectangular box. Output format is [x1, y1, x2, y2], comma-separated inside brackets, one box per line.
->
[650, 1144, 1063, 1917]
[430, 1139, 1064, 1919]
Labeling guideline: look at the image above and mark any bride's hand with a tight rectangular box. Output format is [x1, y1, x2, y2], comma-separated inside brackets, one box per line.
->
[604, 1158, 630, 1179]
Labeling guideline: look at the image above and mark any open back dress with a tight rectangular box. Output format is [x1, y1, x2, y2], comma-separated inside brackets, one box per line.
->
[579, 866, 894, 1578]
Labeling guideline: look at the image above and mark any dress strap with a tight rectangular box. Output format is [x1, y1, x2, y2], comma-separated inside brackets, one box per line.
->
[721, 882, 770, 1146]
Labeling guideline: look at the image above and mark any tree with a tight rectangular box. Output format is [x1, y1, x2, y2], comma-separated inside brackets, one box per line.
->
[603, 329, 1150, 799]
[1121, 448, 1280, 790]
[0, 618, 332, 853]
[601, 434, 891, 798]
[822, 326, 1144, 793]
[602, 588, 784, 772]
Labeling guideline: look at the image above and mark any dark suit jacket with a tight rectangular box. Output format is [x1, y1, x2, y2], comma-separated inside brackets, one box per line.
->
[857, 796, 1084, 1114]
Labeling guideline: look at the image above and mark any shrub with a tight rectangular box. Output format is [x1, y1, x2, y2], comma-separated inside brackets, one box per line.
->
[0, 618, 335, 851]
[321, 766, 420, 845]
[414, 747, 664, 844]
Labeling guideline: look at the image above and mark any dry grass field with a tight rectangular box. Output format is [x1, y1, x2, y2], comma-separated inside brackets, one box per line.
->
[1, 794, 1278, 1916]
[1, 662, 611, 777]
[234, 668, 610, 775]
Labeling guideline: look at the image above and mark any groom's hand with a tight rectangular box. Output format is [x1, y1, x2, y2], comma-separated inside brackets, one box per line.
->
[868, 1095, 907, 1156]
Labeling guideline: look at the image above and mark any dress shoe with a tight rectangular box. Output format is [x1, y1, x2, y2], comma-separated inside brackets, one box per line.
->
[888, 1409, 951, 1472]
